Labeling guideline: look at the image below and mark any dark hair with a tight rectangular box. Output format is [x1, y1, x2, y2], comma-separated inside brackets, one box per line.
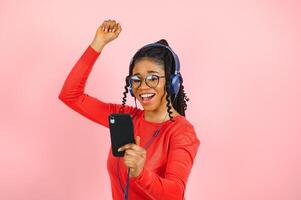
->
[120, 39, 189, 121]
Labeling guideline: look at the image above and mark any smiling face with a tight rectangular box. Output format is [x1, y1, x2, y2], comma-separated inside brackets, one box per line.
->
[131, 58, 168, 112]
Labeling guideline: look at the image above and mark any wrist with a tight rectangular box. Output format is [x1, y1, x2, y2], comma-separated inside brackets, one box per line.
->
[131, 166, 145, 180]
[90, 40, 106, 53]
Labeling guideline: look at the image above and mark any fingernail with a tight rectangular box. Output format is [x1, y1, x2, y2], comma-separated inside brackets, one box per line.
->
[118, 148, 121, 152]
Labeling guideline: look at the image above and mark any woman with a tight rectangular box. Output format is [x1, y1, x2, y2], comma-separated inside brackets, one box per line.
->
[58, 19, 200, 200]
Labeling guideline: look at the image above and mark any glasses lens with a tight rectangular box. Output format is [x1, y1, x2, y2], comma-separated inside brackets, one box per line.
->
[146, 75, 160, 88]
[130, 76, 141, 88]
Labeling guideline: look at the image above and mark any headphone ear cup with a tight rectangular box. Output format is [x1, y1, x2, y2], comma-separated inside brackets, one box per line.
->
[127, 76, 134, 97]
[129, 86, 134, 97]
[170, 74, 181, 96]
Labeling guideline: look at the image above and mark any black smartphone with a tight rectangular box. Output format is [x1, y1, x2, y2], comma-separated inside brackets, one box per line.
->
[108, 113, 135, 157]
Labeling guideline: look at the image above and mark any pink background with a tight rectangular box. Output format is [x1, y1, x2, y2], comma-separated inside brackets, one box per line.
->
[0, 0, 299, 199]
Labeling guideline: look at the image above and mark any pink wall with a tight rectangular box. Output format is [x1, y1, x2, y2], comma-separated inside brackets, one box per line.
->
[0, 0, 299, 199]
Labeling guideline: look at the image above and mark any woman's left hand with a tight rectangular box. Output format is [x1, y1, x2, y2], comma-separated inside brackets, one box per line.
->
[118, 136, 146, 177]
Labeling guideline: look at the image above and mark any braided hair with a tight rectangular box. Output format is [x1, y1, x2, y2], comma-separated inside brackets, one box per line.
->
[120, 39, 189, 121]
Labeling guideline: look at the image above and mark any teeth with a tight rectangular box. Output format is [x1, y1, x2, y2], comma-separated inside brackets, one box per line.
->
[140, 93, 154, 98]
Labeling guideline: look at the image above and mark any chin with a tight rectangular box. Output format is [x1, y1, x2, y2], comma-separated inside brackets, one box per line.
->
[137, 100, 159, 111]
[140, 104, 157, 111]
[135, 93, 166, 112]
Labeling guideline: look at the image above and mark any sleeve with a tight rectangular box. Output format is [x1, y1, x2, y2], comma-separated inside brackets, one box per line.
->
[130, 125, 200, 200]
[58, 45, 138, 128]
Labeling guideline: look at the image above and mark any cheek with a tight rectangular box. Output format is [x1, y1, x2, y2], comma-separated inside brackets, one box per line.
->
[156, 82, 166, 95]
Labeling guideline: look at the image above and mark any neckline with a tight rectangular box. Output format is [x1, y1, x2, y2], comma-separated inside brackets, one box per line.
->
[141, 112, 182, 126]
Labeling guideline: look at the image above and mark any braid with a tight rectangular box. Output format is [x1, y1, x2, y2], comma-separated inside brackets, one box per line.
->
[119, 76, 130, 113]
[174, 84, 189, 116]
[164, 47, 175, 121]
[165, 71, 174, 121]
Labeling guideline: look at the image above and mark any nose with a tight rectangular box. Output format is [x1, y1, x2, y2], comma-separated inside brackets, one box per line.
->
[139, 78, 149, 89]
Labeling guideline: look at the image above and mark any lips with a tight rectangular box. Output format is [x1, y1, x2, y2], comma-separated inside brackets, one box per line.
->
[139, 93, 156, 103]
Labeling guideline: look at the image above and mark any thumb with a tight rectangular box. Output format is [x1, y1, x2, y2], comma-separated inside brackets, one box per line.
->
[135, 136, 141, 146]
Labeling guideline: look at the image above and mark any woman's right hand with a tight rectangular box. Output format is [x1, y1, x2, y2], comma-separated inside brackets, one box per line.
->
[91, 19, 122, 52]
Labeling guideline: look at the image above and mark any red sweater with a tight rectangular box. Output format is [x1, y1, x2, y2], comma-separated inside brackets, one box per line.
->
[58, 45, 200, 200]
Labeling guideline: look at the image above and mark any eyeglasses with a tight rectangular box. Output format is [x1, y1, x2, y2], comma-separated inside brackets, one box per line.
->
[128, 74, 166, 89]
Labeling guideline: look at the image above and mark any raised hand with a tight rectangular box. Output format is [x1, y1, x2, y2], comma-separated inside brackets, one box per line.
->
[91, 19, 122, 52]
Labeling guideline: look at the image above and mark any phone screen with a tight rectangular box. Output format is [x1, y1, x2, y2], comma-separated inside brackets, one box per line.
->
[108, 113, 135, 157]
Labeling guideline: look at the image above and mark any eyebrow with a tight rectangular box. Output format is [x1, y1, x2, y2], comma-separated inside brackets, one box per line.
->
[133, 70, 160, 76]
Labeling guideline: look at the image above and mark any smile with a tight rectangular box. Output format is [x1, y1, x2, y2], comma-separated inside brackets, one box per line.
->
[139, 93, 156, 102]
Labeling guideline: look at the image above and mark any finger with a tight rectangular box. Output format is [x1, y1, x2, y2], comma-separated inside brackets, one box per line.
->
[124, 154, 137, 162]
[108, 20, 116, 32]
[130, 144, 145, 152]
[124, 153, 145, 167]
[103, 20, 109, 32]
[123, 154, 137, 163]
[104, 20, 113, 32]
[119, 143, 145, 152]
[130, 168, 135, 173]
[118, 143, 134, 151]
[123, 157, 142, 167]
[118, 143, 130, 152]
[101, 20, 107, 31]
[124, 160, 136, 168]
[99, 25, 104, 31]
[115, 23, 122, 35]
[124, 149, 144, 158]
[135, 136, 141, 146]
[124, 156, 144, 167]
[112, 23, 118, 32]
[100, 21, 105, 30]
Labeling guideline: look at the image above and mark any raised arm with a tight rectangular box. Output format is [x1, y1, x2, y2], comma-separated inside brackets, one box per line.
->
[58, 20, 130, 127]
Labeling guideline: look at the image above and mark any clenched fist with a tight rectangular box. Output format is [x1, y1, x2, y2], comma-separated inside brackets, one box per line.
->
[118, 136, 147, 178]
[91, 19, 122, 52]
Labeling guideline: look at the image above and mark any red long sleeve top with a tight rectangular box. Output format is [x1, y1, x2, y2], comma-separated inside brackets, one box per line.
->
[58, 45, 200, 200]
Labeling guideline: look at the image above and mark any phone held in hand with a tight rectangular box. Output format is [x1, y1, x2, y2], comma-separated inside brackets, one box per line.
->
[108, 113, 135, 157]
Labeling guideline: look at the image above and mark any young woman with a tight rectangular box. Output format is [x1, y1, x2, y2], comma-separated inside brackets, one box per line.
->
[58, 19, 200, 200]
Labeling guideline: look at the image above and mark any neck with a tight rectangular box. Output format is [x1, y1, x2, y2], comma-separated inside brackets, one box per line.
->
[144, 106, 179, 123]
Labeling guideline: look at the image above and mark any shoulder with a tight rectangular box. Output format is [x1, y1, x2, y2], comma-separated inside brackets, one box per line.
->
[166, 116, 200, 162]
[168, 116, 200, 146]
[169, 115, 195, 133]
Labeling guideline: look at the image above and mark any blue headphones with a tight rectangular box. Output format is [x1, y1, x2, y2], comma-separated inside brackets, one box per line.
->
[128, 43, 182, 97]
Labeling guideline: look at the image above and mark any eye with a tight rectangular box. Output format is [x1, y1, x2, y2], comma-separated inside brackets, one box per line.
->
[130, 76, 141, 84]
[133, 79, 141, 84]
[147, 75, 159, 82]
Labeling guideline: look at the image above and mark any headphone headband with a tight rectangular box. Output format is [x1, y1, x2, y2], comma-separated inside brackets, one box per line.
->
[129, 43, 180, 75]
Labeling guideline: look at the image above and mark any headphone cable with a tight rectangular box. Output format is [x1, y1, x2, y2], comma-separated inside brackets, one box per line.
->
[119, 93, 179, 200]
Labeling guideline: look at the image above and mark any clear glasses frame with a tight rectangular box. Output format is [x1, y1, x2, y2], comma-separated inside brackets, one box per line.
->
[128, 74, 166, 89]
